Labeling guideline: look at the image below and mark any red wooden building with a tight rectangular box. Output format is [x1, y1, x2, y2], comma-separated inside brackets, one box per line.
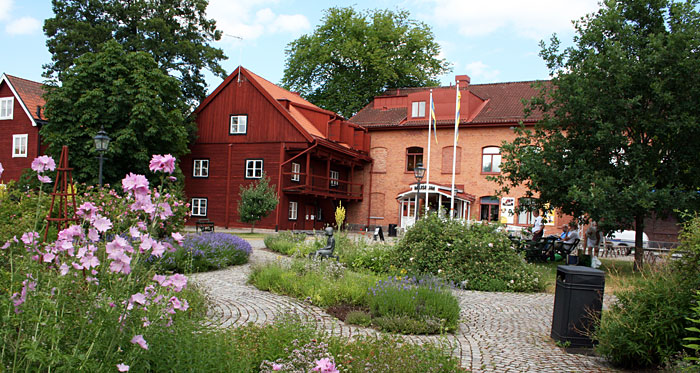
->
[182, 67, 371, 230]
[0, 74, 47, 182]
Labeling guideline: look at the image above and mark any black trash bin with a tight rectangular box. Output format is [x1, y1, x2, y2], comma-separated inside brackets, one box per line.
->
[388, 224, 397, 237]
[551, 265, 605, 348]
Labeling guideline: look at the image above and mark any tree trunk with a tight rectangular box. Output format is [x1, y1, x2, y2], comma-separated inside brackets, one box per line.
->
[633, 214, 645, 271]
[251, 222, 255, 234]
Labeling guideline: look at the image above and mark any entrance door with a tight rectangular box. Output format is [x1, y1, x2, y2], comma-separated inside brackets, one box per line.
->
[304, 204, 316, 230]
[400, 200, 416, 229]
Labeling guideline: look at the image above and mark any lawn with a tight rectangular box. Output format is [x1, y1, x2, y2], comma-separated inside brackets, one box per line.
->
[531, 258, 648, 294]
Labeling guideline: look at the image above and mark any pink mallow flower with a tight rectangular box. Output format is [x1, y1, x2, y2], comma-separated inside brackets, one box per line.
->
[312, 358, 339, 373]
[21, 232, 39, 246]
[37, 174, 52, 184]
[272, 363, 283, 371]
[149, 154, 176, 174]
[122, 173, 149, 196]
[92, 215, 112, 233]
[77, 202, 98, 220]
[130, 334, 148, 350]
[171, 232, 184, 245]
[31, 155, 56, 173]
[0, 161, 3, 178]
[117, 363, 130, 372]
[162, 274, 187, 292]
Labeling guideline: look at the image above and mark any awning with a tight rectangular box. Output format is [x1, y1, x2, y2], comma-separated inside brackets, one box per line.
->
[396, 182, 476, 203]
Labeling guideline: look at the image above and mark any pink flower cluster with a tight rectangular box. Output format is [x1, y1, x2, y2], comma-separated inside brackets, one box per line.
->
[31, 155, 56, 184]
[311, 358, 339, 373]
[0, 161, 3, 179]
[10, 275, 36, 314]
[121, 172, 174, 221]
[149, 154, 176, 174]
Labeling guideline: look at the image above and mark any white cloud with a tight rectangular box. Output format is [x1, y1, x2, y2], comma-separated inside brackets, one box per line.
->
[464, 61, 500, 81]
[5, 16, 40, 35]
[207, 0, 310, 43]
[0, 0, 12, 21]
[429, 0, 600, 40]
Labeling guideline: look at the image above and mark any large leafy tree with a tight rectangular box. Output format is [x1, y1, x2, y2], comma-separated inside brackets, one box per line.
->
[42, 40, 191, 184]
[44, 0, 226, 105]
[282, 7, 451, 118]
[495, 0, 700, 269]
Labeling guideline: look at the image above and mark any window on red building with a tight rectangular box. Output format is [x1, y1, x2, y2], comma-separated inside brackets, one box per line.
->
[480, 196, 499, 222]
[406, 147, 423, 172]
[481, 146, 501, 173]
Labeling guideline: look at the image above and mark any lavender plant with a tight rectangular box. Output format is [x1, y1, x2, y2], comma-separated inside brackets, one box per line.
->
[154, 233, 252, 273]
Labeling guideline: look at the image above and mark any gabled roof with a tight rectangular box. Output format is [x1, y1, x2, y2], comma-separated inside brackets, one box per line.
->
[195, 67, 368, 159]
[350, 80, 547, 128]
[0, 74, 47, 126]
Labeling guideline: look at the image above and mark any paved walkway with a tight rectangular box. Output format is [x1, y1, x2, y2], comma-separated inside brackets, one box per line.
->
[189, 239, 618, 372]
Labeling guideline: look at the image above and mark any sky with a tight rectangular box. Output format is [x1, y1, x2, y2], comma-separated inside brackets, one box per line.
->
[0, 0, 603, 93]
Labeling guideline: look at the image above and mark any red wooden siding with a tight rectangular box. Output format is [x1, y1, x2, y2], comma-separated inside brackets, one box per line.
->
[194, 76, 307, 144]
[0, 82, 40, 182]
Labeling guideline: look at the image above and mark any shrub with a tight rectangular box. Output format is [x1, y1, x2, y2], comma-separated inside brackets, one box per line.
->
[338, 239, 397, 274]
[395, 213, 544, 292]
[249, 259, 377, 307]
[368, 276, 460, 334]
[153, 233, 252, 273]
[594, 215, 700, 368]
[345, 310, 372, 327]
[682, 291, 700, 369]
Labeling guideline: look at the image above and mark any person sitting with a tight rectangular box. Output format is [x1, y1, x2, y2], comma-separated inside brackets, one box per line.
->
[549, 222, 579, 260]
[312, 227, 337, 259]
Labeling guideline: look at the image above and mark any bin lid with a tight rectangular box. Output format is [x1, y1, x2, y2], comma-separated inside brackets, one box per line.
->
[556, 265, 605, 286]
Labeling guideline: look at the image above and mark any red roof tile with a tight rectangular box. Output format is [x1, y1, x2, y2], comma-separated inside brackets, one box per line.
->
[5, 74, 46, 122]
[350, 80, 547, 128]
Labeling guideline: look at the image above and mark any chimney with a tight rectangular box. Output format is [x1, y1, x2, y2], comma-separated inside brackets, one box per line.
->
[455, 74, 470, 89]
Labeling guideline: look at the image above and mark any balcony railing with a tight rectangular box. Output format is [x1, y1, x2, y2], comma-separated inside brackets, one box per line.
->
[281, 171, 363, 200]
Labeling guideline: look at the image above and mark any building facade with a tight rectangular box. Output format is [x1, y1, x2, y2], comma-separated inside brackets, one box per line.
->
[346, 75, 561, 233]
[182, 67, 371, 231]
[0, 74, 46, 182]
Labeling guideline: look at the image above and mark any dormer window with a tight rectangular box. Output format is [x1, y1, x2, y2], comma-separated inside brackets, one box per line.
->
[411, 101, 425, 118]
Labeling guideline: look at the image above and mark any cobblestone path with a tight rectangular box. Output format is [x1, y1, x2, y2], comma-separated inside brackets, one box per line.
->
[189, 239, 618, 372]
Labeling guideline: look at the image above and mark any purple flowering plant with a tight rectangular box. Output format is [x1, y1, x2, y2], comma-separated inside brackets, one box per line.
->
[153, 232, 252, 273]
[0, 154, 195, 371]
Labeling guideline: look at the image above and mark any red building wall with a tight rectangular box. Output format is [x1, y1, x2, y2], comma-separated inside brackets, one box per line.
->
[0, 82, 40, 183]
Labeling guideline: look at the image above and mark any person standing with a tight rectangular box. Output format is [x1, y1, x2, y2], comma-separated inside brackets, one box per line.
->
[532, 210, 544, 241]
[586, 221, 602, 268]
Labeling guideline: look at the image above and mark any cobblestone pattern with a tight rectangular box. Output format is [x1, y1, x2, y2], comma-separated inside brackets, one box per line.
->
[189, 239, 618, 372]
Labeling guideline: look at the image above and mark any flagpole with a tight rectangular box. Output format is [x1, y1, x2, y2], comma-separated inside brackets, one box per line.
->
[425, 90, 433, 216]
[450, 82, 460, 219]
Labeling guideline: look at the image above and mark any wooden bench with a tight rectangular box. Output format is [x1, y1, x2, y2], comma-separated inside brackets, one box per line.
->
[196, 219, 215, 233]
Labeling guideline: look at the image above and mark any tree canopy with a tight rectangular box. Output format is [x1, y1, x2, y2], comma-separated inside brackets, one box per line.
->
[281, 7, 451, 118]
[238, 174, 279, 233]
[495, 0, 700, 269]
[41, 40, 192, 184]
[44, 0, 226, 105]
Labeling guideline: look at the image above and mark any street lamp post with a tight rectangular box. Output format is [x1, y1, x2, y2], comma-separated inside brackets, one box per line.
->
[414, 162, 426, 220]
[93, 126, 110, 187]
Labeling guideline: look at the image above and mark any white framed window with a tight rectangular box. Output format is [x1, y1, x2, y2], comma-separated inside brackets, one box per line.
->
[230, 114, 247, 134]
[191, 198, 207, 217]
[291, 162, 300, 182]
[12, 134, 27, 158]
[481, 146, 502, 173]
[411, 101, 425, 118]
[0, 97, 13, 120]
[330, 170, 339, 187]
[245, 159, 263, 179]
[288, 201, 298, 220]
[193, 159, 209, 178]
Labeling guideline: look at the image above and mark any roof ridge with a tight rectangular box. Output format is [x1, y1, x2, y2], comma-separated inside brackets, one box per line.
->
[5, 74, 43, 86]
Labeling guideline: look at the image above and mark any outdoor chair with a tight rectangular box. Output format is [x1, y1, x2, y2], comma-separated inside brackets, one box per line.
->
[524, 236, 556, 262]
[557, 238, 580, 257]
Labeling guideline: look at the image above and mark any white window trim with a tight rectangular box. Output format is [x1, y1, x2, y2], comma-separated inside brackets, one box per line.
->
[411, 101, 426, 118]
[245, 159, 263, 179]
[289, 201, 298, 220]
[230, 114, 248, 134]
[0, 97, 13, 120]
[191, 198, 208, 217]
[330, 170, 339, 187]
[12, 134, 27, 158]
[291, 162, 300, 182]
[193, 159, 209, 178]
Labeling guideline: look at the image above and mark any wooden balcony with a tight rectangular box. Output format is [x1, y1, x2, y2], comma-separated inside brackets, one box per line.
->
[281, 171, 363, 200]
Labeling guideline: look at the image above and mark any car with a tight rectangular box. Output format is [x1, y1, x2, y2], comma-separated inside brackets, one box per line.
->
[604, 230, 649, 255]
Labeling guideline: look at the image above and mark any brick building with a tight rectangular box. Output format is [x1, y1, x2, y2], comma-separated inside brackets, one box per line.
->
[345, 75, 560, 232]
